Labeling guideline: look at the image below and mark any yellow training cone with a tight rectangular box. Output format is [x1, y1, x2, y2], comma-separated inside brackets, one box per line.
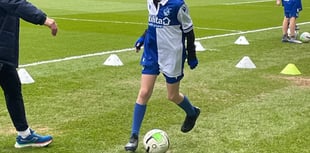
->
[280, 63, 302, 75]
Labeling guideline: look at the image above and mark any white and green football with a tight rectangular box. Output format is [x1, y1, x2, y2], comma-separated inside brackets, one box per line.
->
[300, 32, 310, 43]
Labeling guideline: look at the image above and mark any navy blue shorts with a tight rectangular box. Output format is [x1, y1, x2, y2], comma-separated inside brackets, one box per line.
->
[283, 0, 300, 18]
[141, 64, 184, 84]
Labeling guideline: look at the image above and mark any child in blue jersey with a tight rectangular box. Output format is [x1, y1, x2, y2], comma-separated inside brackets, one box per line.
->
[277, 0, 302, 43]
[124, 0, 200, 152]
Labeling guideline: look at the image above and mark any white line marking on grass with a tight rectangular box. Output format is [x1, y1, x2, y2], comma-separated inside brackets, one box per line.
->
[224, 0, 273, 5]
[55, 17, 240, 32]
[19, 48, 135, 68]
[19, 22, 310, 68]
[196, 26, 281, 41]
[197, 22, 310, 41]
[53, 1, 275, 27]
[54, 17, 147, 25]
[195, 27, 241, 32]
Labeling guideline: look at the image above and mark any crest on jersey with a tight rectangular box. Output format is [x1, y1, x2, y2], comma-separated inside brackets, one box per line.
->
[163, 7, 171, 16]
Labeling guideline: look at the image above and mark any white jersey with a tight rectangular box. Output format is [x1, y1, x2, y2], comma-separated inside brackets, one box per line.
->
[141, 0, 194, 77]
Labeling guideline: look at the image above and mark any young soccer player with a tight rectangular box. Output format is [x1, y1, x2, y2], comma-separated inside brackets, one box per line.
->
[124, 0, 200, 152]
[277, 0, 302, 43]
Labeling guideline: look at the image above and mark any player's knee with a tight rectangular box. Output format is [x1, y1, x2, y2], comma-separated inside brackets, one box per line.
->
[138, 89, 152, 101]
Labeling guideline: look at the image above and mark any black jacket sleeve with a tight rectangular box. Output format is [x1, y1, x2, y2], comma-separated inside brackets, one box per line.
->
[0, 0, 46, 25]
[185, 29, 196, 60]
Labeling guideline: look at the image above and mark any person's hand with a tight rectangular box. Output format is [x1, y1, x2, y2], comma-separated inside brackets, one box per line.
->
[44, 17, 58, 36]
[276, 0, 281, 6]
[134, 36, 144, 52]
[187, 43, 198, 69]
[187, 56, 198, 70]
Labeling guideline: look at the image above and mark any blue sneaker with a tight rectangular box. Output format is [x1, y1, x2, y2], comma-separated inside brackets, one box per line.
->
[14, 130, 53, 148]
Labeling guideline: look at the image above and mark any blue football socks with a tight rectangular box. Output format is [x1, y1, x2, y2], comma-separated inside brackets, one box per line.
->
[131, 103, 146, 136]
[178, 96, 196, 116]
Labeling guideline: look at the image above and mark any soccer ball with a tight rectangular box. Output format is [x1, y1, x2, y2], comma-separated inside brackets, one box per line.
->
[143, 129, 170, 153]
[299, 32, 310, 43]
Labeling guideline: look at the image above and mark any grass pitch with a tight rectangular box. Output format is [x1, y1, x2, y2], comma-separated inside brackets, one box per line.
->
[0, 0, 309, 152]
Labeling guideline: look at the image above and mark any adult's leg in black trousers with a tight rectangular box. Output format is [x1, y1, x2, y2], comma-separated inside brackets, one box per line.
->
[0, 63, 28, 131]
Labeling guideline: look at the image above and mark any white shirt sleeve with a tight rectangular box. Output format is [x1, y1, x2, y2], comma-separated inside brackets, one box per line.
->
[177, 3, 193, 33]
